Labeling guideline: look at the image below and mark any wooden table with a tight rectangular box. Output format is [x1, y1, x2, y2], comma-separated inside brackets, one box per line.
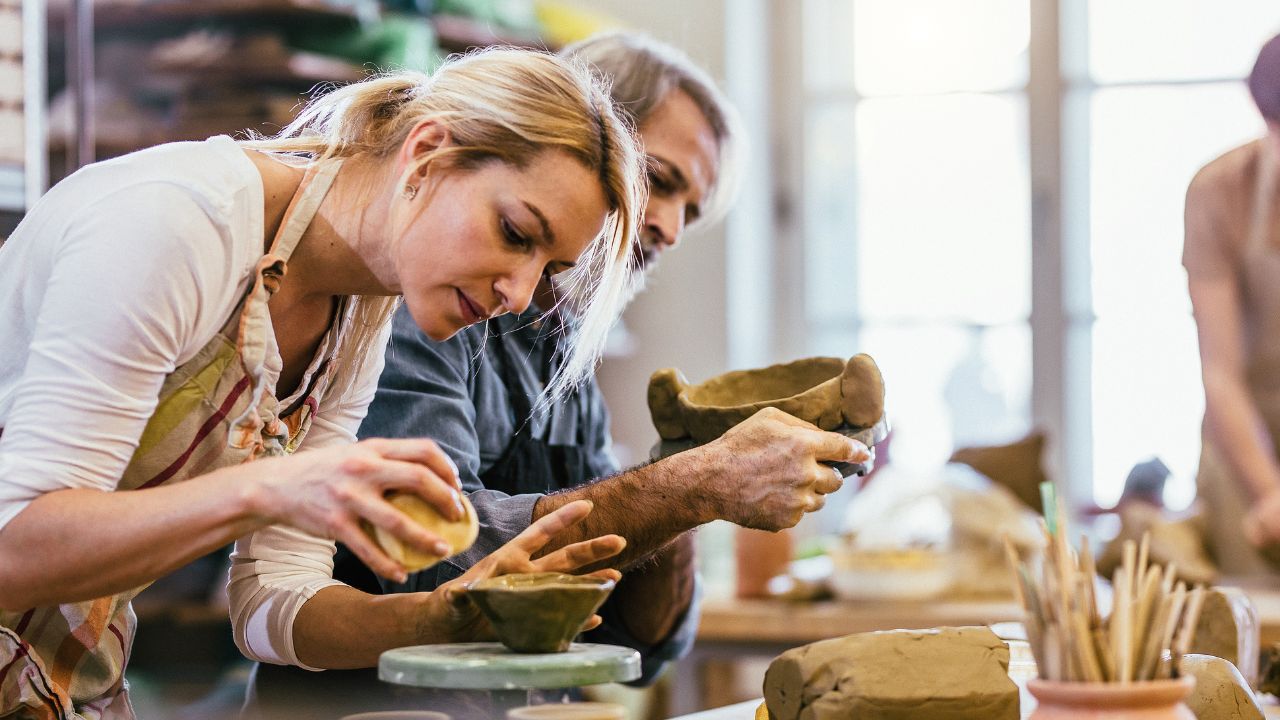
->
[670, 582, 1280, 716]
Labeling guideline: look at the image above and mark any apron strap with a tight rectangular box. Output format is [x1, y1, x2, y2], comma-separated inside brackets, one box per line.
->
[227, 157, 344, 453]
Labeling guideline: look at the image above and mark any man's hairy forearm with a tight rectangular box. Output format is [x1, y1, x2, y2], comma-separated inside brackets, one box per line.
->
[531, 447, 721, 568]
[612, 532, 696, 645]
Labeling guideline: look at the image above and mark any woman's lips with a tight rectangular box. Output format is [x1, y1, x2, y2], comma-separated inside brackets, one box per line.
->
[457, 289, 484, 325]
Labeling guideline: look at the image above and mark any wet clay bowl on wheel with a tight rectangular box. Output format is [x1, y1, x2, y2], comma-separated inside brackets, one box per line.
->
[647, 354, 885, 444]
[466, 573, 616, 653]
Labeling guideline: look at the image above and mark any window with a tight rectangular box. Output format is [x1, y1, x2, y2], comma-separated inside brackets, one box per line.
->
[787, 0, 1279, 506]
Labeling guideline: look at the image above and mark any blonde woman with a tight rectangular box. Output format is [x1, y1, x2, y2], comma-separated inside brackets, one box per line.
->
[244, 33, 868, 719]
[0, 48, 642, 718]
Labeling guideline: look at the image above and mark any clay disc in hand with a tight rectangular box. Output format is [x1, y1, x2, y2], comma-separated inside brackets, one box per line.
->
[372, 493, 479, 572]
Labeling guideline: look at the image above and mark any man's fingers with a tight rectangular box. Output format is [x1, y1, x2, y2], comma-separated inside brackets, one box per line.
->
[812, 464, 845, 495]
[533, 535, 627, 573]
[804, 493, 826, 514]
[509, 500, 595, 554]
[581, 614, 604, 632]
[810, 432, 869, 464]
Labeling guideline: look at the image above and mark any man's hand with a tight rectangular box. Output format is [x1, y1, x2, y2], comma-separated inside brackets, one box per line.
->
[703, 407, 870, 531]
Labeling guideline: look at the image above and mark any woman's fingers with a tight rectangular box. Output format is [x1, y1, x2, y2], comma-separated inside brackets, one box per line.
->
[532, 534, 626, 573]
[363, 437, 462, 491]
[583, 568, 622, 584]
[581, 614, 604, 632]
[508, 499, 596, 555]
[342, 450, 465, 522]
[332, 520, 408, 583]
[349, 490, 452, 559]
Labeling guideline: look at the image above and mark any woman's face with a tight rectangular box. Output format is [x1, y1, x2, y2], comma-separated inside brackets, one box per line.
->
[395, 149, 610, 341]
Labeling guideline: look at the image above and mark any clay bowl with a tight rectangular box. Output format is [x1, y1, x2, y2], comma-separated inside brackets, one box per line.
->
[467, 572, 616, 653]
[647, 354, 885, 444]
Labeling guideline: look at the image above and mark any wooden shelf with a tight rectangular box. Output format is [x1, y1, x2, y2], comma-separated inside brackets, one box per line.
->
[432, 13, 548, 53]
[49, 0, 370, 32]
[149, 49, 366, 84]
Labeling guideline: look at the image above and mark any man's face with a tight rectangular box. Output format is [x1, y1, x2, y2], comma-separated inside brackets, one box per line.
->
[634, 88, 721, 272]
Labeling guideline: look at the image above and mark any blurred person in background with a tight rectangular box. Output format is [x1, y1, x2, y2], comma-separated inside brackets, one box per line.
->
[1186, 31, 1280, 575]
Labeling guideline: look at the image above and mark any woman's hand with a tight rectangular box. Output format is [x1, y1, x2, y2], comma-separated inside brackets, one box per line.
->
[249, 437, 465, 582]
[420, 499, 626, 643]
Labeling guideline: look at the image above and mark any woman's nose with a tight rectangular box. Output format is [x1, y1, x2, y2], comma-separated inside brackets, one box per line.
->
[494, 260, 543, 316]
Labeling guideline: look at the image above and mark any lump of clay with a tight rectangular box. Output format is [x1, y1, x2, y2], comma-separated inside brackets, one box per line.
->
[1180, 654, 1264, 720]
[763, 626, 1017, 720]
[1096, 503, 1217, 587]
[1189, 587, 1261, 687]
[369, 493, 478, 572]
[647, 354, 885, 444]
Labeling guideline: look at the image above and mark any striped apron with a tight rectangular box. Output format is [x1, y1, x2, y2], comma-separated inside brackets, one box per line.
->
[0, 159, 345, 719]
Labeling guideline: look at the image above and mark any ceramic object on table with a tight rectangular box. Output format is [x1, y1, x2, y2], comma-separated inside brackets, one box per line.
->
[827, 545, 953, 601]
[647, 354, 885, 445]
[1026, 677, 1195, 719]
[506, 702, 627, 719]
[467, 573, 615, 653]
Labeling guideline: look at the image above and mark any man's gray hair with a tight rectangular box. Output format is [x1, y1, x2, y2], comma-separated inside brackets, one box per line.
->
[562, 31, 743, 228]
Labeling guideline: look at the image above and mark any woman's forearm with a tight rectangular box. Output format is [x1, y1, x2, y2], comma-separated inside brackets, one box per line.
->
[292, 585, 429, 669]
[0, 465, 267, 610]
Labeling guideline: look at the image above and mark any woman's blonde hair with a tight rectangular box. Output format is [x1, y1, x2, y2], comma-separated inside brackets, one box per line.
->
[563, 31, 743, 228]
[244, 48, 645, 405]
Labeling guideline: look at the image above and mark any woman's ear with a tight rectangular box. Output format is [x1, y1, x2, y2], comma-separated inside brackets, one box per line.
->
[399, 119, 453, 182]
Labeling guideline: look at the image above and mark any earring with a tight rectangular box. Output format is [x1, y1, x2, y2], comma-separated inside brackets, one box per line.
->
[403, 184, 418, 200]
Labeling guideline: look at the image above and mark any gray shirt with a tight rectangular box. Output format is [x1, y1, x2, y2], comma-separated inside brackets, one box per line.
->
[356, 304, 701, 683]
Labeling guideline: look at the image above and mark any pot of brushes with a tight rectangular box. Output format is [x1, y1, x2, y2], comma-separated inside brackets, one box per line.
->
[1004, 484, 1206, 720]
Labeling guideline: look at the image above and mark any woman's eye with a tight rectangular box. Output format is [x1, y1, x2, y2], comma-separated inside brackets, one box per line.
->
[501, 218, 531, 249]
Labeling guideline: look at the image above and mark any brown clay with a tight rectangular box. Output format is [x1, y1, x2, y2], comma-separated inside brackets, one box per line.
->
[647, 354, 885, 443]
[763, 626, 1017, 720]
[466, 572, 615, 654]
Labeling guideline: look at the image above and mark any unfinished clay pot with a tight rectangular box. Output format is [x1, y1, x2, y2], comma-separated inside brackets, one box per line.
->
[466, 573, 615, 654]
[647, 354, 885, 444]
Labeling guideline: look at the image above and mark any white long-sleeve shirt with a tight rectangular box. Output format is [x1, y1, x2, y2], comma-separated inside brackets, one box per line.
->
[0, 135, 385, 669]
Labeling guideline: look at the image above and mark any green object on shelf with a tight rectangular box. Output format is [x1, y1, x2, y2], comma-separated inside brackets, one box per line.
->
[288, 13, 441, 73]
[436, 0, 539, 34]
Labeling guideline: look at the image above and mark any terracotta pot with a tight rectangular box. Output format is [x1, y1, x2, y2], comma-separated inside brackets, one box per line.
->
[1026, 677, 1195, 719]
[734, 527, 793, 598]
